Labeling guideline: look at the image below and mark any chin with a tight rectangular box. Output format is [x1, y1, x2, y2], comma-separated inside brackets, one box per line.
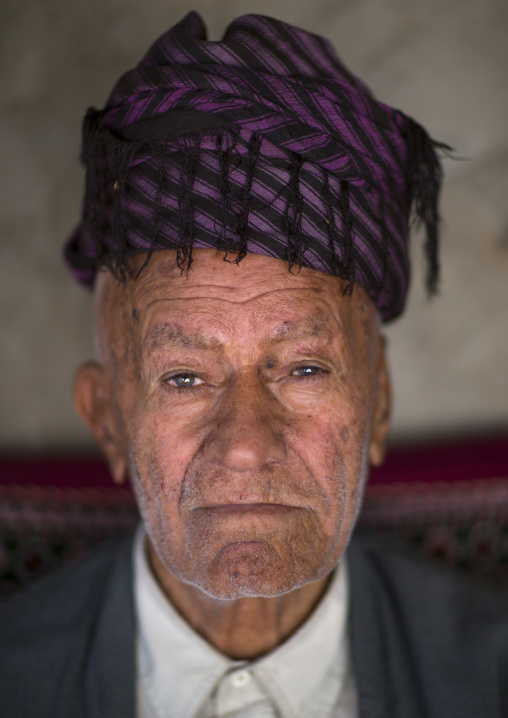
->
[187, 541, 323, 600]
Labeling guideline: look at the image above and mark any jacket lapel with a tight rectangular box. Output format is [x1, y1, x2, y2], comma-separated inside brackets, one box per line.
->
[84, 534, 137, 718]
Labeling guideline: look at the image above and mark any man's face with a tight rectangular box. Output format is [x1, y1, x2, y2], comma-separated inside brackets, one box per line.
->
[81, 250, 389, 600]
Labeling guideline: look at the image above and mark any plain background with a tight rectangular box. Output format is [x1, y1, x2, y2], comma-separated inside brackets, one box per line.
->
[1, 0, 507, 452]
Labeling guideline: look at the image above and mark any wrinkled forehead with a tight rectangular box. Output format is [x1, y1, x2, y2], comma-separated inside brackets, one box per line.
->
[94, 250, 380, 360]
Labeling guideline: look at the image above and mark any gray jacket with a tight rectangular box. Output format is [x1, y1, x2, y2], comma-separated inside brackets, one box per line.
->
[1, 531, 508, 717]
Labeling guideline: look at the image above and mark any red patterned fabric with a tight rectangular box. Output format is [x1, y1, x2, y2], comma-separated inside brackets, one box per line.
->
[1, 436, 507, 597]
[1, 435, 506, 487]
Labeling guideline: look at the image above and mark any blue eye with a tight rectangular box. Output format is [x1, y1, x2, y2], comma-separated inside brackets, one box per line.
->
[166, 373, 203, 389]
[291, 366, 326, 377]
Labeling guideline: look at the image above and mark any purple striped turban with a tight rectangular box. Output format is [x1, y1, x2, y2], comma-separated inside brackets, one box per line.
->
[64, 11, 447, 321]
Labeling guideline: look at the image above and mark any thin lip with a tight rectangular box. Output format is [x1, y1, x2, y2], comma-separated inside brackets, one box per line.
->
[197, 503, 299, 512]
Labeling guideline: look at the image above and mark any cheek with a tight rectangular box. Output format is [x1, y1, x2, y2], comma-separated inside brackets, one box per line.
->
[126, 405, 199, 518]
[126, 410, 202, 566]
[289, 398, 371, 515]
[295, 392, 370, 465]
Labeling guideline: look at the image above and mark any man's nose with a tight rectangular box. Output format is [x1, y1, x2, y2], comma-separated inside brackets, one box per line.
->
[201, 375, 287, 472]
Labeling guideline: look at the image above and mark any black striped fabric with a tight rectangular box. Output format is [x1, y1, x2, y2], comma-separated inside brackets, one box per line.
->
[64, 12, 446, 321]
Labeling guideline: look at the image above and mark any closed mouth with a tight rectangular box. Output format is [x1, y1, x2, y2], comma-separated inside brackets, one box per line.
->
[198, 503, 298, 513]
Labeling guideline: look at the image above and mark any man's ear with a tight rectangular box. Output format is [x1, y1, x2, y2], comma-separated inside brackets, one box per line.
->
[74, 362, 127, 484]
[368, 335, 391, 467]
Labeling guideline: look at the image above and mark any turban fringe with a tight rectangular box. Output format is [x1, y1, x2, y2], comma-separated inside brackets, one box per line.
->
[64, 12, 448, 321]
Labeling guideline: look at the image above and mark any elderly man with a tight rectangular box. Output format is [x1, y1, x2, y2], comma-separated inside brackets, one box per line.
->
[2, 11, 508, 718]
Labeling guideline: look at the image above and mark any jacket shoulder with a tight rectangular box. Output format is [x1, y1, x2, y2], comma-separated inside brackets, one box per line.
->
[349, 531, 508, 625]
[0, 533, 136, 718]
[0, 534, 132, 634]
[348, 531, 508, 717]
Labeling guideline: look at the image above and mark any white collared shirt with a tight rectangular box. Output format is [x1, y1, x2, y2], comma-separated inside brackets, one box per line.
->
[133, 527, 357, 718]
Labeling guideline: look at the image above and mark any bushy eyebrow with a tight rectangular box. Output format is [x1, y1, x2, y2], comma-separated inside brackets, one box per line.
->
[145, 324, 225, 352]
[269, 313, 337, 342]
[143, 313, 338, 357]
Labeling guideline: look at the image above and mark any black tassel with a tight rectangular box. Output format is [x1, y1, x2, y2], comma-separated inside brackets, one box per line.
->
[285, 152, 305, 271]
[111, 139, 127, 278]
[82, 110, 108, 273]
[402, 116, 451, 297]
[323, 172, 341, 277]
[112, 138, 143, 282]
[134, 140, 167, 280]
[177, 134, 200, 273]
[152, 140, 167, 248]
[235, 132, 262, 263]
[338, 179, 355, 296]
[82, 109, 144, 283]
[216, 128, 239, 258]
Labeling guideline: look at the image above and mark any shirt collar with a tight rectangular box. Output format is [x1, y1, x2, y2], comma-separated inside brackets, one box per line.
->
[133, 525, 350, 718]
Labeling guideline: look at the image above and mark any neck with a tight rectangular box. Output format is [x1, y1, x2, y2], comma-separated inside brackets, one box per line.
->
[146, 539, 331, 660]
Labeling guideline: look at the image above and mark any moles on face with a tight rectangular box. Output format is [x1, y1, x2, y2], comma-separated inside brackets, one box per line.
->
[76, 249, 390, 600]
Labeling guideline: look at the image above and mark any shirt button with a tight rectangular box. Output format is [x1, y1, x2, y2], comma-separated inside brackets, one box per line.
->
[230, 670, 251, 688]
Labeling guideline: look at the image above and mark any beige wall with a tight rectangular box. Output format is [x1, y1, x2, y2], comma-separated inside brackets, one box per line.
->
[1, 0, 507, 451]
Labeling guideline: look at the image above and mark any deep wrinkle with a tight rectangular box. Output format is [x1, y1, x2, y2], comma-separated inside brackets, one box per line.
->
[80, 249, 390, 658]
